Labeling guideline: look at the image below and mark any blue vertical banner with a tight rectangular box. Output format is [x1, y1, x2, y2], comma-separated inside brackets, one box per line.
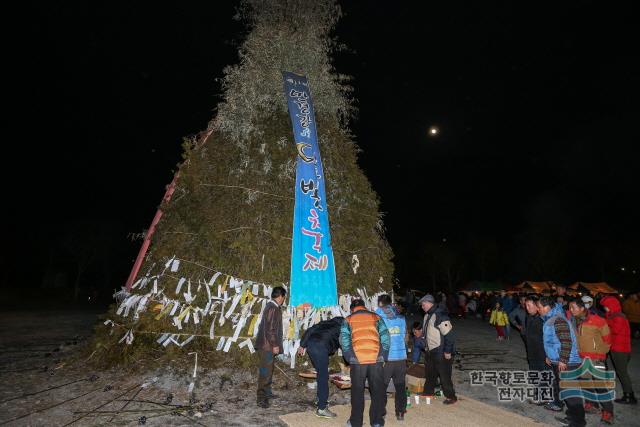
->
[283, 71, 337, 308]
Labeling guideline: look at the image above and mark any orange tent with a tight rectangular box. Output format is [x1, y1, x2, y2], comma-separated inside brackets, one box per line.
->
[513, 281, 556, 294]
[569, 282, 617, 295]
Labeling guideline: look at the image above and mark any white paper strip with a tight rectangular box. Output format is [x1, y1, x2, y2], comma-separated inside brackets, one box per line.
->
[331, 306, 341, 318]
[157, 333, 169, 344]
[180, 335, 195, 347]
[173, 316, 182, 330]
[252, 284, 259, 295]
[254, 313, 262, 337]
[119, 330, 134, 345]
[231, 316, 246, 342]
[170, 301, 180, 316]
[189, 351, 198, 377]
[238, 338, 256, 354]
[171, 259, 180, 272]
[216, 336, 226, 351]
[218, 302, 226, 326]
[165, 256, 175, 269]
[289, 339, 300, 369]
[176, 278, 186, 295]
[208, 272, 222, 287]
[223, 338, 233, 353]
[209, 317, 216, 340]
[225, 294, 242, 318]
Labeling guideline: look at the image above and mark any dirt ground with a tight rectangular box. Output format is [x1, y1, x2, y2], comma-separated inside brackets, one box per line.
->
[280, 392, 550, 427]
[1, 309, 638, 426]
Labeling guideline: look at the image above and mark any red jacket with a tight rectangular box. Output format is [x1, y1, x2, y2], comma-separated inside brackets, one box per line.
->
[600, 296, 631, 353]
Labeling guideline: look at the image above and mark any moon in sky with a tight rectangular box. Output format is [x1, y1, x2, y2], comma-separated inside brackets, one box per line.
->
[296, 142, 315, 163]
[429, 126, 439, 136]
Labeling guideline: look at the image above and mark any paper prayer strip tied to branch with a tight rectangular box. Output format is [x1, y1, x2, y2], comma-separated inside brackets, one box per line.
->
[216, 336, 226, 351]
[165, 256, 175, 269]
[176, 278, 186, 295]
[238, 338, 255, 354]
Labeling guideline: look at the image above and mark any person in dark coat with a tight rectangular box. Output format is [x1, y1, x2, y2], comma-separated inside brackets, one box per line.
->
[298, 316, 344, 418]
[524, 294, 558, 407]
[255, 286, 286, 408]
[509, 295, 528, 343]
[499, 291, 515, 339]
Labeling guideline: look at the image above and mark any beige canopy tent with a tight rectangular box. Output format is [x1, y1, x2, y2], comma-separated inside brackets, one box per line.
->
[569, 282, 618, 295]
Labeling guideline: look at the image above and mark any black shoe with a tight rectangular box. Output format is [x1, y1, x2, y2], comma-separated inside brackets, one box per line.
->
[396, 411, 405, 421]
[614, 392, 638, 404]
[266, 393, 279, 399]
[443, 398, 457, 405]
[257, 400, 269, 408]
[544, 402, 564, 412]
[555, 416, 570, 426]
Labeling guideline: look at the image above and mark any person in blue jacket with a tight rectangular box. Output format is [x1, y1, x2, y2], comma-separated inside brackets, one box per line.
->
[376, 294, 408, 421]
[537, 295, 585, 427]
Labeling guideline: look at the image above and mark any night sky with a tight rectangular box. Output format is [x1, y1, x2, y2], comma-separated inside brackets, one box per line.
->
[6, 1, 639, 302]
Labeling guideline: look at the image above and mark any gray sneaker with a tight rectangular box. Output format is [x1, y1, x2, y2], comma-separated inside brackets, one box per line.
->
[315, 407, 337, 418]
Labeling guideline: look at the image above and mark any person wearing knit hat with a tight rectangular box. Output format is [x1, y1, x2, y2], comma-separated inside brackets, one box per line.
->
[419, 293, 457, 404]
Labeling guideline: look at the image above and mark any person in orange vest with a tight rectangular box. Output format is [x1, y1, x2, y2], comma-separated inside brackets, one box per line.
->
[340, 298, 390, 427]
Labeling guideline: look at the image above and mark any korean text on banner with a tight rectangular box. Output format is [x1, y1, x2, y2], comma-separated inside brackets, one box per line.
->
[283, 71, 337, 308]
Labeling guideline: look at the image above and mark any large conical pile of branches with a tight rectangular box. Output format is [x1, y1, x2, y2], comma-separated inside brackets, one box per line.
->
[90, 0, 394, 369]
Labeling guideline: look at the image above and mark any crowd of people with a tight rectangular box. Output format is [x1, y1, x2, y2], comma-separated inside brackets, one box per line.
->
[254, 287, 456, 427]
[488, 286, 639, 426]
[253, 285, 639, 427]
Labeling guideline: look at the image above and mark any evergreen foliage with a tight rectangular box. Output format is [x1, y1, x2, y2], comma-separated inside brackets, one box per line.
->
[90, 0, 393, 368]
